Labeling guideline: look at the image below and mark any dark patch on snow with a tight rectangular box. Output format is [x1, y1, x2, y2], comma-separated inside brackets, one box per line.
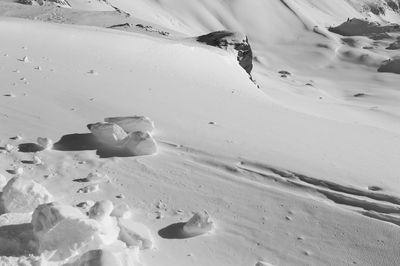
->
[18, 143, 44, 153]
[158, 222, 188, 239]
[197, 31, 253, 75]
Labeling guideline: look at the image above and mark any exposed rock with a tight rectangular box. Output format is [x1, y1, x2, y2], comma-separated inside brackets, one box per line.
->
[2, 176, 53, 213]
[197, 31, 253, 75]
[378, 58, 400, 74]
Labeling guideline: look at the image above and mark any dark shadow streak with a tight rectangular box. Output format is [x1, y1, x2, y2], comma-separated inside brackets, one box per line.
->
[158, 223, 188, 239]
[53, 133, 135, 158]
[18, 143, 43, 153]
[53, 133, 98, 151]
[0, 223, 37, 256]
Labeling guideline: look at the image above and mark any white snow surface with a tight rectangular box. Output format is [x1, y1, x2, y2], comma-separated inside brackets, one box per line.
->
[0, 0, 400, 265]
[2, 176, 53, 213]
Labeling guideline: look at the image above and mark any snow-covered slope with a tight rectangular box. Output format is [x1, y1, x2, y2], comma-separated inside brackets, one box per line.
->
[1, 0, 400, 265]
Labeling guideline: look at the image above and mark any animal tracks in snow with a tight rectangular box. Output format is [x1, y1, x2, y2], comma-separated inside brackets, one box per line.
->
[160, 141, 400, 228]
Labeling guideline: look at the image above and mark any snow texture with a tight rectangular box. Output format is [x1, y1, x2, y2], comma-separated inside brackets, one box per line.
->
[2, 177, 53, 213]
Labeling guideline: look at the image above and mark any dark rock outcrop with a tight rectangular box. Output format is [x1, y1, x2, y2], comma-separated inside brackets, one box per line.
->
[378, 58, 400, 74]
[197, 31, 253, 75]
[328, 18, 400, 39]
[387, 38, 400, 49]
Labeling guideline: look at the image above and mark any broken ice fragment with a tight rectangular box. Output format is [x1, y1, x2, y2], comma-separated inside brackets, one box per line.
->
[182, 211, 214, 237]
[104, 116, 155, 133]
[87, 122, 128, 145]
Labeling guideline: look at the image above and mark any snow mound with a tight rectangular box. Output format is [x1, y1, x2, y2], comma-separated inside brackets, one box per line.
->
[1, 177, 53, 213]
[122, 131, 157, 156]
[37, 137, 53, 150]
[32, 202, 118, 262]
[111, 203, 132, 219]
[88, 201, 120, 246]
[182, 211, 214, 237]
[104, 116, 155, 134]
[87, 122, 128, 146]
[118, 219, 154, 250]
[378, 58, 400, 73]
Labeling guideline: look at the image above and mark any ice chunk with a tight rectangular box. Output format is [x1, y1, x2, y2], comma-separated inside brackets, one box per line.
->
[182, 211, 214, 237]
[104, 116, 155, 133]
[118, 219, 153, 250]
[0, 212, 31, 226]
[123, 131, 157, 156]
[2, 176, 53, 213]
[87, 122, 128, 145]
[32, 202, 119, 262]
[37, 137, 53, 150]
